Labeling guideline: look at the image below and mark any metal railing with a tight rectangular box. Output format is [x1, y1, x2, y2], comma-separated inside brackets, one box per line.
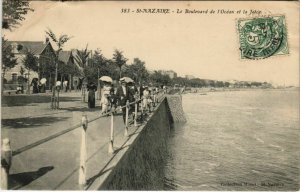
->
[1, 90, 165, 189]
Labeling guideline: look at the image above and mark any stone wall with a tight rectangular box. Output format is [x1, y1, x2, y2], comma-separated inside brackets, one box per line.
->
[166, 95, 187, 123]
[99, 95, 185, 190]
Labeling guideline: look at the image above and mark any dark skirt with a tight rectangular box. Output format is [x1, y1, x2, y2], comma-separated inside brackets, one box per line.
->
[39, 85, 45, 93]
[88, 90, 95, 108]
[32, 85, 39, 94]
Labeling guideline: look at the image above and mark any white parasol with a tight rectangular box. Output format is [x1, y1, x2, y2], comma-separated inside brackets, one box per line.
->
[99, 76, 113, 83]
[40, 78, 47, 84]
[56, 81, 61, 86]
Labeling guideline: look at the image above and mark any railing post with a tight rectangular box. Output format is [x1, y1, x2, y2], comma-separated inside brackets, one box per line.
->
[108, 112, 114, 154]
[79, 114, 88, 186]
[124, 100, 129, 137]
[1, 138, 12, 190]
[134, 101, 138, 127]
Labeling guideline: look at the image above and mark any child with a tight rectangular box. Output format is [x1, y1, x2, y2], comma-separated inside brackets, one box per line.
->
[109, 89, 117, 113]
[101, 84, 112, 114]
[142, 87, 150, 112]
[101, 93, 109, 114]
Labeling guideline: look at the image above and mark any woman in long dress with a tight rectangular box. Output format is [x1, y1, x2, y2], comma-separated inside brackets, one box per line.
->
[142, 86, 150, 112]
[87, 82, 97, 108]
[101, 83, 112, 114]
[109, 87, 117, 113]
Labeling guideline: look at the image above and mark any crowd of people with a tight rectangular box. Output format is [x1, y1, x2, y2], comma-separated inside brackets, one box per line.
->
[87, 78, 164, 124]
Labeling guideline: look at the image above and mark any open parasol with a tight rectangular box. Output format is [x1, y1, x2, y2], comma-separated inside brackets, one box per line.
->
[56, 81, 61, 86]
[40, 78, 47, 84]
[99, 76, 113, 83]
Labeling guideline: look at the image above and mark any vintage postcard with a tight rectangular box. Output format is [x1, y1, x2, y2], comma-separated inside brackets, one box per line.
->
[1, 0, 299, 191]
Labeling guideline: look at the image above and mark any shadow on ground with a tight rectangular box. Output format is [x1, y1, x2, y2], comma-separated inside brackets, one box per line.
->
[1, 116, 70, 129]
[9, 166, 54, 190]
[62, 106, 101, 112]
[85, 167, 113, 189]
[2, 95, 80, 107]
[62, 106, 127, 119]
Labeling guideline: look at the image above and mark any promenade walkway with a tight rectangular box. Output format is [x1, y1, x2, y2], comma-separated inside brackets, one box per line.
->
[1, 91, 159, 190]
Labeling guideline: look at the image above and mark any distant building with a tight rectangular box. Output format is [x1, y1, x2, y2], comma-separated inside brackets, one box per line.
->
[5, 39, 56, 89]
[185, 75, 195, 80]
[4, 39, 87, 91]
[159, 70, 177, 79]
[58, 50, 80, 90]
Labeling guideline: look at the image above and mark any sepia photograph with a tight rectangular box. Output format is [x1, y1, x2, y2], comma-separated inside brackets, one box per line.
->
[1, 0, 299, 190]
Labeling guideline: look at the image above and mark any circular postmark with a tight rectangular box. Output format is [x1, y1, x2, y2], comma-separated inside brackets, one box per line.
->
[239, 16, 287, 59]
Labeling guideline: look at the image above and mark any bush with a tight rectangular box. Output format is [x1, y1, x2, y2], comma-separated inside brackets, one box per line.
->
[17, 76, 27, 83]
[3, 78, 8, 84]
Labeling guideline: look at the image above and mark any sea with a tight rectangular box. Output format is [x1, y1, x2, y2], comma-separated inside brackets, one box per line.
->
[163, 89, 300, 191]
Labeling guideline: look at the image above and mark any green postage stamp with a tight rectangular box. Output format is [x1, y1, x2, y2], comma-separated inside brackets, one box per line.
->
[237, 15, 288, 60]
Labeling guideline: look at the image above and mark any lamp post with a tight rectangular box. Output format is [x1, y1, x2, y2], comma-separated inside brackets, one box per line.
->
[97, 68, 100, 100]
[25, 72, 30, 94]
[45, 29, 72, 105]
[54, 50, 61, 88]
[52, 49, 61, 109]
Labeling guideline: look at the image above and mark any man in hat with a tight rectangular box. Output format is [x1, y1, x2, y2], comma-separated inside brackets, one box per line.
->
[116, 80, 130, 123]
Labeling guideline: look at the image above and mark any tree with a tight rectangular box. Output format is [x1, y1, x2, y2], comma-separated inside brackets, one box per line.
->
[216, 81, 224, 87]
[112, 49, 128, 79]
[2, 37, 17, 79]
[90, 49, 118, 82]
[224, 82, 230, 87]
[150, 71, 171, 86]
[208, 80, 216, 87]
[106, 59, 122, 80]
[45, 28, 72, 86]
[91, 49, 106, 68]
[173, 77, 188, 87]
[74, 44, 90, 82]
[23, 51, 38, 94]
[123, 58, 149, 84]
[132, 58, 149, 84]
[250, 81, 262, 87]
[2, 0, 34, 30]
[17, 66, 27, 84]
[73, 45, 91, 101]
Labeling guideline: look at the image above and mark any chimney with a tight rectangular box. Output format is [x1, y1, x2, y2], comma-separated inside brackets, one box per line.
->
[45, 37, 49, 44]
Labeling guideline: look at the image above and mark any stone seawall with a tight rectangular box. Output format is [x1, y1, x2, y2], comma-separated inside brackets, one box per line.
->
[97, 95, 185, 190]
[166, 95, 187, 123]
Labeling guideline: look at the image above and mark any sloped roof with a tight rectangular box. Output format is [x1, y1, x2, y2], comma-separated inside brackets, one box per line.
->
[58, 51, 72, 64]
[8, 41, 48, 55]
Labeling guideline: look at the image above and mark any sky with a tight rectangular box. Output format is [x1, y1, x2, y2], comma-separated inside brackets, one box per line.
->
[3, 1, 299, 86]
